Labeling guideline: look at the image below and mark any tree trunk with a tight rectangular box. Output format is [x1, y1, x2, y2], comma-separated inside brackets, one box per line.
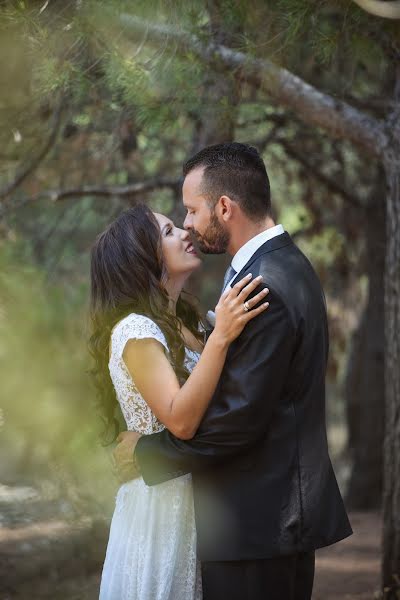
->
[382, 148, 400, 596]
[345, 173, 385, 509]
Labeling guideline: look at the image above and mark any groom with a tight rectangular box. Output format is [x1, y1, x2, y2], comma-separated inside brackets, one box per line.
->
[114, 143, 352, 599]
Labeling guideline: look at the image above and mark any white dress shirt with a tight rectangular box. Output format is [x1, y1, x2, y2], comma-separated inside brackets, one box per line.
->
[226, 224, 285, 289]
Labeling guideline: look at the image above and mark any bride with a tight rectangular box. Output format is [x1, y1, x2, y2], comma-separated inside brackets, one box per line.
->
[89, 203, 269, 600]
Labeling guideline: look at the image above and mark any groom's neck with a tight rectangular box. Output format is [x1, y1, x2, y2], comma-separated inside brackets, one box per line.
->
[227, 215, 276, 257]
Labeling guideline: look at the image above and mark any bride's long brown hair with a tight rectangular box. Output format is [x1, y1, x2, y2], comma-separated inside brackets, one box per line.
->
[89, 204, 203, 444]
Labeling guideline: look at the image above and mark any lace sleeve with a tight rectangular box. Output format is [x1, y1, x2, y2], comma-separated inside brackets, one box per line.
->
[110, 313, 169, 361]
[109, 314, 169, 434]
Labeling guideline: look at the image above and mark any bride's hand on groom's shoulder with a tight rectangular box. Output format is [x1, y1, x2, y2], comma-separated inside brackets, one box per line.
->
[112, 431, 142, 484]
[213, 274, 269, 344]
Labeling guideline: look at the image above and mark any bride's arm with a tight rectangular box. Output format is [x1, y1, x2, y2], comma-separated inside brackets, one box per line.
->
[123, 275, 269, 440]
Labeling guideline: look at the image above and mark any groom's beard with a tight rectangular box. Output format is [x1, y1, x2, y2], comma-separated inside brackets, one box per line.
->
[192, 211, 230, 255]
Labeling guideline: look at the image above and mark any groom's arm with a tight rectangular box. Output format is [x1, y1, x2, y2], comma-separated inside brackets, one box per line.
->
[136, 289, 296, 486]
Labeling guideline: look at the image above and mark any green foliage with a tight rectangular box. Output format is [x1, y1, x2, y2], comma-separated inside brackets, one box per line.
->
[0, 237, 116, 507]
[310, 18, 343, 65]
[102, 42, 206, 131]
[299, 226, 347, 269]
[275, 0, 315, 45]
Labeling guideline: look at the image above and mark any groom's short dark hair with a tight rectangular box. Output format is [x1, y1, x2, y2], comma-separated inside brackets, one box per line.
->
[183, 142, 271, 220]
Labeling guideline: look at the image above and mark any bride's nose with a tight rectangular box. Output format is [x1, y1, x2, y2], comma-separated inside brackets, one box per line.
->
[180, 228, 190, 241]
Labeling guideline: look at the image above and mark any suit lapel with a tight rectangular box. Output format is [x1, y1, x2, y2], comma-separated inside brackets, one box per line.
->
[230, 232, 293, 287]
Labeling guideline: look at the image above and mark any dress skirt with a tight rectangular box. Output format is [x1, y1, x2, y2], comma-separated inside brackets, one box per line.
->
[99, 474, 202, 600]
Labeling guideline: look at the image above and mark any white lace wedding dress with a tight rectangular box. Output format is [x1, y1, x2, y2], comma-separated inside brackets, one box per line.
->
[99, 313, 202, 600]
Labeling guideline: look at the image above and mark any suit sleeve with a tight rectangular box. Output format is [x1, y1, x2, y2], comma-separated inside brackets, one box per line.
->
[135, 289, 296, 485]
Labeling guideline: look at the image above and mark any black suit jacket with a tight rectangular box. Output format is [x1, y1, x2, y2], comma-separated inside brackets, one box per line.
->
[135, 233, 352, 561]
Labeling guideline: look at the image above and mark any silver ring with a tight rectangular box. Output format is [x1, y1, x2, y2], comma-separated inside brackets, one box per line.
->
[243, 301, 250, 312]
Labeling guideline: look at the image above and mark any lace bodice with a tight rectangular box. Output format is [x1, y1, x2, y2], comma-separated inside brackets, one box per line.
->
[109, 313, 200, 434]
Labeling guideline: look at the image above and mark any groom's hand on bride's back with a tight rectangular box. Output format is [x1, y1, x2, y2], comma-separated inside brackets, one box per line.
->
[112, 431, 142, 484]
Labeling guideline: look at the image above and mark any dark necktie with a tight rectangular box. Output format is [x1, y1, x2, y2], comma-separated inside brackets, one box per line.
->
[221, 265, 237, 293]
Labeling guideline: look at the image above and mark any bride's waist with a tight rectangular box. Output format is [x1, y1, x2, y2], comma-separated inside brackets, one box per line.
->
[118, 472, 192, 494]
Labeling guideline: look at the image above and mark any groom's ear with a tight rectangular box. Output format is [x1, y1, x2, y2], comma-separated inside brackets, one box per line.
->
[217, 195, 235, 222]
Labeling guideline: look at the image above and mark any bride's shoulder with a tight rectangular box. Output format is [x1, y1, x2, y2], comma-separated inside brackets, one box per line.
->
[112, 312, 150, 329]
[111, 313, 168, 350]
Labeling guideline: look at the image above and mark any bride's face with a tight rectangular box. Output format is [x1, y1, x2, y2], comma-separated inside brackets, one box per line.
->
[154, 212, 202, 279]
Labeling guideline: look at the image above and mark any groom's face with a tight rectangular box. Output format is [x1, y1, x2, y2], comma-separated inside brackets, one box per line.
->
[182, 167, 230, 255]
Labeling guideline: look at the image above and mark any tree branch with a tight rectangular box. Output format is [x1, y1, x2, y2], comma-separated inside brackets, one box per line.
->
[0, 100, 64, 201]
[351, 0, 400, 19]
[0, 178, 181, 220]
[33, 178, 180, 203]
[120, 15, 388, 159]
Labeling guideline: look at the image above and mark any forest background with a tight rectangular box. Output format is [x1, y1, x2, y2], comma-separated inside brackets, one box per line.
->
[0, 0, 399, 598]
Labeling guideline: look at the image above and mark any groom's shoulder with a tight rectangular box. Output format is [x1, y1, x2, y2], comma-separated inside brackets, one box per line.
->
[255, 237, 302, 274]
[258, 237, 318, 277]
[255, 240, 324, 306]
